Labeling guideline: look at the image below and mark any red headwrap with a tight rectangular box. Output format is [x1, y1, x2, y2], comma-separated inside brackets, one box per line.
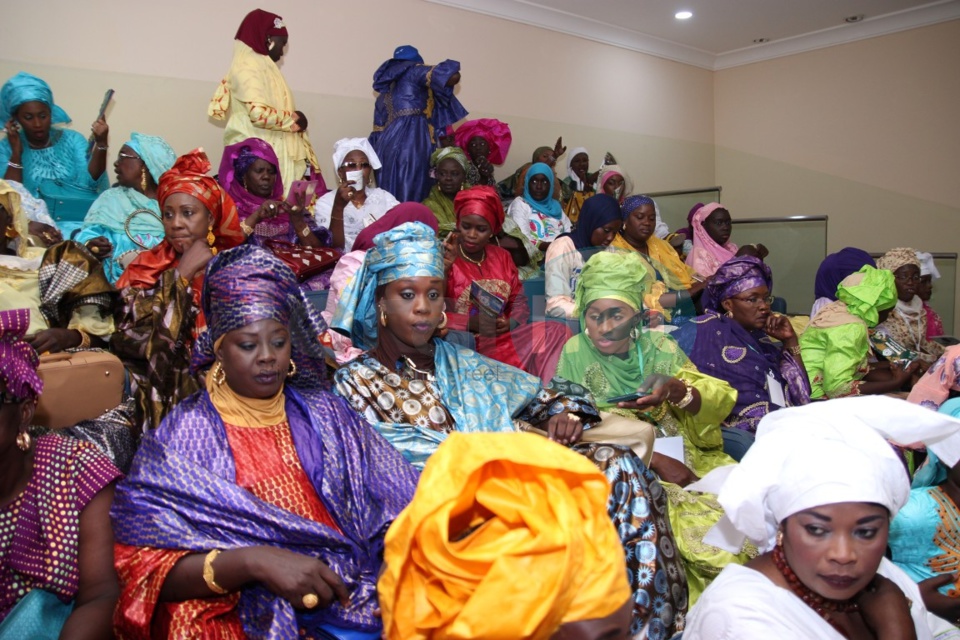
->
[117, 149, 244, 291]
[454, 186, 505, 235]
[235, 9, 288, 56]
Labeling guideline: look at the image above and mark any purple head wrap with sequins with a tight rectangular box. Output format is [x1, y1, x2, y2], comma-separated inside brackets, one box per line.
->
[705, 256, 773, 312]
[0, 308, 43, 400]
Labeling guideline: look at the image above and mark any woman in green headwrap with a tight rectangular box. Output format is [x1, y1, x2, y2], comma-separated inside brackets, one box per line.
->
[421, 146, 468, 237]
[800, 265, 919, 398]
[556, 250, 755, 603]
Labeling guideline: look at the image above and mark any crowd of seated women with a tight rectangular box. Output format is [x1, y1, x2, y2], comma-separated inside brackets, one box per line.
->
[3, 7, 960, 640]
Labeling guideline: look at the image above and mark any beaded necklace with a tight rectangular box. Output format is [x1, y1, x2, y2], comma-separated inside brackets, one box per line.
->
[772, 543, 859, 638]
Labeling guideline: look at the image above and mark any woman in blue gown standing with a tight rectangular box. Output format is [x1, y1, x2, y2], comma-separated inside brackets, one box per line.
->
[368, 45, 467, 203]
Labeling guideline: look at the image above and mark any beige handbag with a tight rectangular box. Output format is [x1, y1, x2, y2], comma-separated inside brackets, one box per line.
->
[35, 350, 124, 429]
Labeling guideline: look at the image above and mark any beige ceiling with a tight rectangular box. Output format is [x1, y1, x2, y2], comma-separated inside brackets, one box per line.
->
[426, 0, 960, 68]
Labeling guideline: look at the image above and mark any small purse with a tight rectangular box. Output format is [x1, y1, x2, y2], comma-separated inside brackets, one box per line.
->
[36, 179, 99, 224]
[35, 350, 125, 429]
[263, 239, 341, 282]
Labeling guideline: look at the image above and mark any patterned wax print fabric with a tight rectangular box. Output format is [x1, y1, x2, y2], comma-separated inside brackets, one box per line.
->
[208, 33, 320, 195]
[908, 345, 960, 410]
[334, 340, 687, 638]
[368, 54, 468, 203]
[111, 387, 418, 639]
[879, 298, 945, 367]
[0, 307, 42, 399]
[0, 435, 121, 625]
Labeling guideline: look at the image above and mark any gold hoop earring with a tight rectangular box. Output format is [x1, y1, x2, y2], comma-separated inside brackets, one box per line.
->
[379, 307, 388, 327]
[140, 167, 148, 193]
[212, 362, 225, 386]
[776, 528, 784, 548]
[287, 360, 297, 378]
[438, 312, 448, 330]
[16, 431, 31, 452]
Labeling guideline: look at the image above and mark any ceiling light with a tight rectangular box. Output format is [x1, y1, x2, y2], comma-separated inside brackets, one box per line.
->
[844, 14, 865, 23]
[753, 38, 770, 44]
[675, 10, 693, 20]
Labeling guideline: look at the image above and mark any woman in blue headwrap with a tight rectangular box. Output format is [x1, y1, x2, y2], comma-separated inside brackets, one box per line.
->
[112, 244, 417, 639]
[544, 193, 621, 319]
[332, 221, 689, 638]
[0, 72, 109, 196]
[507, 161, 571, 254]
[73, 132, 176, 283]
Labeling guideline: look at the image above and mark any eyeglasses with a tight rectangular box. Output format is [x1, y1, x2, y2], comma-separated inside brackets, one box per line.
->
[731, 294, 775, 306]
[895, 274, 921, 283]
[116, 151, 141, 162]
[340, 162, 371, 170]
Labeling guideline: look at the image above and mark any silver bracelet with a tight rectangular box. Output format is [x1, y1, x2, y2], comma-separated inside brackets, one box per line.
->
[7, 161, 22, 169]
[95, 144, 108, 151]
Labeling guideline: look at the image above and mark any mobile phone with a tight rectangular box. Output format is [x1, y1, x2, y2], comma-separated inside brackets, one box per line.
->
[286, 180, 318, 205]
[606, 391, 650, 404]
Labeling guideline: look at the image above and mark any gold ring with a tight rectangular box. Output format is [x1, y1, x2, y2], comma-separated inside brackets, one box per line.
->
[302, 593, 319, 609]
[91, 245, 99, 253]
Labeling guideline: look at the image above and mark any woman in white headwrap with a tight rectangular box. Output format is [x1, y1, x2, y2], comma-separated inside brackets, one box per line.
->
[685, 397, 960, 639]
[312, 137, 399, 251]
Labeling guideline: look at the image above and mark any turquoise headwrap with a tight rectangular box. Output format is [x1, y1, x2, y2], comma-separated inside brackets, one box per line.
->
[332, 222, 445, 350]
[522, 162, 563, 220]
[126, 132, 176, 183]
[0, 72, 71, 125]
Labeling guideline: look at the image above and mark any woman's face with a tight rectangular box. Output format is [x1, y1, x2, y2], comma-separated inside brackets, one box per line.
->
[436, 157, 465, 198]
[267, 35, 288, 62]
[584, 298, 640, 356]
[704, 209, 732, 245]
[114, 145, 145, 190]
[536, 149, 557, 167]
[466, 136, 490, 163]
[781, 502, 889, 602]
[243, 158, 278, 198]
[721, 285, 772, 331]
[601, 175, 625, 200]
[622, 204, 656, 244]
[893, 265, 920, 302]
[918, 274, 933, 302]
[570, 152, 589, 180]
[456, 214, 493, 255]
[15, 101, 51, 147]
[552, 598, 632, 640]
[217, 318, 291, 400]
[379, 277, 445, 351]
[529, 174, 551, 202]
[162, 192, 213, 255]
[338, 150, 372, 189]
[589, 220, 619, 248]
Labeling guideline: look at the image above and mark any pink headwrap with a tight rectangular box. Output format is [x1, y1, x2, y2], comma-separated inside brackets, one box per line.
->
[686, 202, 738, 277]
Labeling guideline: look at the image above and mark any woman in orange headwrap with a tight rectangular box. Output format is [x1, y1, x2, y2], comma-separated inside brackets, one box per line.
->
[444, 185, 570, 382]
[112, 149, 244, 434]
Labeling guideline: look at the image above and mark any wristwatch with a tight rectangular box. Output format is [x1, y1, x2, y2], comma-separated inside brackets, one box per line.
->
[668, 379, 695, 410]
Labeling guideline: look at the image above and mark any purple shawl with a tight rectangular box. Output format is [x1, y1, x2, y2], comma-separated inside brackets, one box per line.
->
[218, 138, 284, 221]
[110, 387, 419, 636]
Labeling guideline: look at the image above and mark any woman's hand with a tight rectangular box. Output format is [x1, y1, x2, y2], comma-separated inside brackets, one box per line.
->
[917, 574, 960, 621]
[445, 72, 461, 88]
[544, 411, 583, 446]
[764, 313, 797, 343]
[618, 374, 685, 410]
[650, 452, 698, 487]
[248, 200, 285, 227]
[294, 111, 308, 132]
[91, 116, 109, 146]
[553, 136, 566, 160]
[84, 236, 113, 259]
[891, 360, 921, 386]
[442, 232, 459, 272]
[494, 316, 511, 335]
[475, 155, 494, 181]
[175, 240, 215, 282]
[334, 179, 358, 206]
[27, 221, 62, 246]
[857, 575, 917, 639]
[248, 547, 350, 610]
[25, 328, 82, 354]
[4, 119, 22, 158]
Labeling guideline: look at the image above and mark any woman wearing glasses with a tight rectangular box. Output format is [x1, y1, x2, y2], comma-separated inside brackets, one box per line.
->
[314, 138, 399, 251]
[675, 257, 811, 447]
[876, 248, 945, 369]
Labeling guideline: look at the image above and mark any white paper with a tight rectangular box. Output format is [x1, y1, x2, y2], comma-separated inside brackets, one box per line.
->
[653, 436, 685, 463]
[767, 371, 786, 407]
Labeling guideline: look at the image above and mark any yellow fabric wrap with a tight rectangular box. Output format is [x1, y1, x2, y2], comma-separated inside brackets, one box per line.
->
[378, 432, 630, 640]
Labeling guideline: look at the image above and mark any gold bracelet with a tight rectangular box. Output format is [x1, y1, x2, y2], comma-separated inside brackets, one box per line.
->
[239, 221, 254, 236]
[787, 344, 802, 358]
[76, 330, 91, 350]
[203, 549, 228, 595]
[668, 379, 695, 410]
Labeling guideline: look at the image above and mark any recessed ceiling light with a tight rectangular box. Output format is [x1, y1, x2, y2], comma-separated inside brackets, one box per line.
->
[753, 38, 770, 44]
[844, 14, 865, 23]
[675, 10, 693, 20]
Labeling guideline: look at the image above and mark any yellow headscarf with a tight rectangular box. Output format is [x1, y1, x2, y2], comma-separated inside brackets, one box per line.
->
[0, 180, 31, 257]
[378, 432, 630, 639]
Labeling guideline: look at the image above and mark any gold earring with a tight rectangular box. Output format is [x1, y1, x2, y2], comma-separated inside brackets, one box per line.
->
[212, 362, 225, 386]
[206, 224, 218, 255]
[287, 360, 297, 378]
[438, 312, 448, 329]
[725, 309, 733, 318]
[776, 528, 784, 548]
[583, 327, 590, 338]
[140, 167, 148, 192]
[379, 307, 388, 327]
[16, 431, 31, 452]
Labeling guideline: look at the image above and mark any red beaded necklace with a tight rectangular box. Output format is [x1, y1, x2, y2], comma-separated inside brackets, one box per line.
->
[772, 543, 860, 638]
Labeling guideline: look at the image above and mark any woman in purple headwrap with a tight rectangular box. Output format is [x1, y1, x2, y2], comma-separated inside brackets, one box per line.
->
[112, 244, 418, 639]
[675, 256, 810, 440]
[810, 247, 876, 317]
[0, 308, 122, 638]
